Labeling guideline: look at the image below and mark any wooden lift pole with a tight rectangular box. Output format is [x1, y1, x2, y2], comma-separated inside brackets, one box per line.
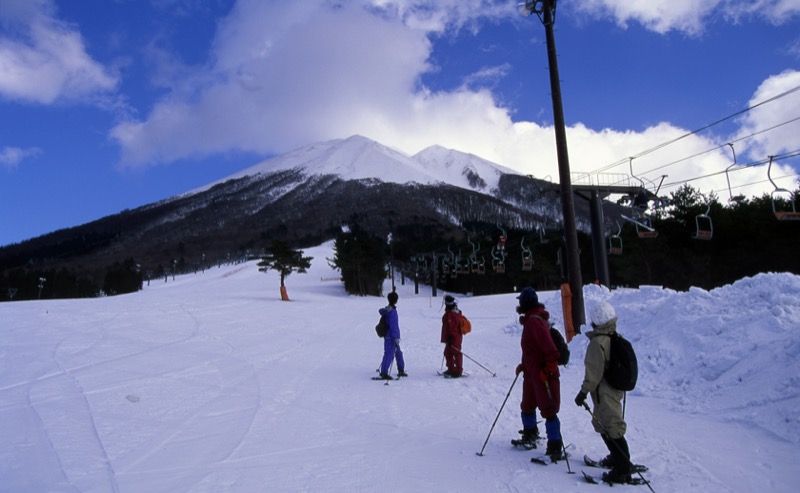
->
[541, 0, 585, 329]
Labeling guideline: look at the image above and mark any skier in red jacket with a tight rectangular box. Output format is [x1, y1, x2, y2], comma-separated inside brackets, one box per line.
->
[515, 287, 564, 459]
[441, 295, 464, 377]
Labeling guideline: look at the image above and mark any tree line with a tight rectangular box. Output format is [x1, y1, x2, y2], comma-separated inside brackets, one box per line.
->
[3, 185, 797, 301]
[330, 185, 800, 297]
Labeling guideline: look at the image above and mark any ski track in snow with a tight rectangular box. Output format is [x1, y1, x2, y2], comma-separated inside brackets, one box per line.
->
[1, 242, 799, 492]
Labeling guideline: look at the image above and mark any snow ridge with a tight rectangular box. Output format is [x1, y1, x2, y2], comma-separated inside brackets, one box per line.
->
[195, 135, 519, 195]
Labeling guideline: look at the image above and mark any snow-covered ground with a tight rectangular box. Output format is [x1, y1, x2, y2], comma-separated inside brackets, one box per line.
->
[2, 241, 798, 492]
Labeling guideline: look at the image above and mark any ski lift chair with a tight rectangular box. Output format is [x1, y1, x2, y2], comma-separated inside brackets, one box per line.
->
[521, 237, 534, 271]
[692, 204, 713, 240]
[468, 237, 482, 274]
[767, 155, 800, 220]
[476, 257, 486, 275]
[471, 256, 480, 274]
[608, 235, 623, 255]
[772, 190, 800, 220]
[491, 244, 506, 273]
[636, 217, 659, 239]
[454, 253, 465, 275]
[459, 254, 471, 274]
[536, 225, 550, 244]
[621, 211, 658, 239]
[522, 256, 533, 271]
[608, 221, 623, 255]
[496, 225, 507, 251]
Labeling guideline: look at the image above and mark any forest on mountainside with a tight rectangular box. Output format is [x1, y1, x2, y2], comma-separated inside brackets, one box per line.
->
[2, 184, 798, 301]
[383, 185, 800, 296]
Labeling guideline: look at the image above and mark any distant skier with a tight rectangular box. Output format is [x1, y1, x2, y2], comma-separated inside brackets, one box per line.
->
[574, 300, 635, 484]
[378, 291, 406, 379]
[441, 295, 464, 377]
[515, 287, 564, 459]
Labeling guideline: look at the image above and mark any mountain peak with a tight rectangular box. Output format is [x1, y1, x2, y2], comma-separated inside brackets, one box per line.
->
[200, 135, 519, 195]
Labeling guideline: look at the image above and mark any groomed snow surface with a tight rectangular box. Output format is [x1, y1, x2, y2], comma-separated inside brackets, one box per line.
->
[2, 241, 799, 492]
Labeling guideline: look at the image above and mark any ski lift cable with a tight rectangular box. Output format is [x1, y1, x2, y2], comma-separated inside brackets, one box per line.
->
[591, 113, 800, 181]
[632, 115, 800, 177]
[659, 155, 800, 192]
[586, 84, 800, 176]
[656, 149, 799, 189]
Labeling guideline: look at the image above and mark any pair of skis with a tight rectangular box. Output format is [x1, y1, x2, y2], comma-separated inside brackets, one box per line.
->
[580, 455, 650, 487]
[371, 369, 408, 383]
[436, 370, 469, 378]
[528, 450, 650, 487]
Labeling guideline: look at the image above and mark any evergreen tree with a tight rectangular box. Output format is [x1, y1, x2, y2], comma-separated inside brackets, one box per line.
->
[257, 240, 312, 300]
[330, 227, 387, 296]
[103, 258, 143, 296]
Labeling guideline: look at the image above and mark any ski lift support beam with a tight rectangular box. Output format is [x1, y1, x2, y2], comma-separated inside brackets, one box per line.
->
[573, 184, 661, 288]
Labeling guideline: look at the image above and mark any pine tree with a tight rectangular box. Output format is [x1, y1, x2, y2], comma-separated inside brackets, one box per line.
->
[257, 240, 312, 300]
[330, 227, 387, 296]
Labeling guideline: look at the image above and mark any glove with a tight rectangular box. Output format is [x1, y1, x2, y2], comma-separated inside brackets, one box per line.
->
[395, 338, 401, 347]
[574, 391, 587, 407]
[515, 363, 524, 376]
[539, 360, 558, 382]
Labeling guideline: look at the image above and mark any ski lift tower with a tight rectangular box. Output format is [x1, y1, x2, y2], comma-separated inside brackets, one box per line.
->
[572, 172, 662, 287]
[519, 0, 585, 329]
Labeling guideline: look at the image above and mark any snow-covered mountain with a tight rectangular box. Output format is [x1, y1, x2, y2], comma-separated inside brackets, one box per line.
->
[196, 135, 519, 195]
[0, 134, 602, 291]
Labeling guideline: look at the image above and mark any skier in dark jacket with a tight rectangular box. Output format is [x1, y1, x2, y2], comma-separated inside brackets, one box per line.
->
[515, 287, 564, 459]
[574, 300, 634, 484]
[441, 295, 464, 377]
[378, 291, 406, 379]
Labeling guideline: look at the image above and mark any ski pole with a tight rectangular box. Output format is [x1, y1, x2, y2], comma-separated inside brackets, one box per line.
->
[477, 373, 519, 456]
[581, 403, 654, 493]
[559, 428, 574, 474]
[622, 392, 627, 419]
[452, 346, 496, 377]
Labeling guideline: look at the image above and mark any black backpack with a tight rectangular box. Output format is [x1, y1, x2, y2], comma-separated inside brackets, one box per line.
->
[533, 315, 570, 366]
[604, 333, 638, 391]
[375, 308, 391, 338]
[550, 324, 570, 366]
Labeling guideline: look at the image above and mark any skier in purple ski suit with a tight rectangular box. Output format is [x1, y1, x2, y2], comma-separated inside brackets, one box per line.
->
[378, 291, 406, 379]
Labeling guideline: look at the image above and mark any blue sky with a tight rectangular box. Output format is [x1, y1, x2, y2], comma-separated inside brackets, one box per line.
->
[1, 0, 799, 247]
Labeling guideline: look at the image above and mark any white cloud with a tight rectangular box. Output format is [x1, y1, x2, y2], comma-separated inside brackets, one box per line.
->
[569, 0, 721, 35]
[737, 70, 800, 157]
[722, 0, 800, 24]
[569, 0, 800, 35]
[734, 69, 800, 191]
[0, 0, 118, 104]
[108, 0, 797, 200]
[0, 146, 41, 170]
[112, 1, 435, 166]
